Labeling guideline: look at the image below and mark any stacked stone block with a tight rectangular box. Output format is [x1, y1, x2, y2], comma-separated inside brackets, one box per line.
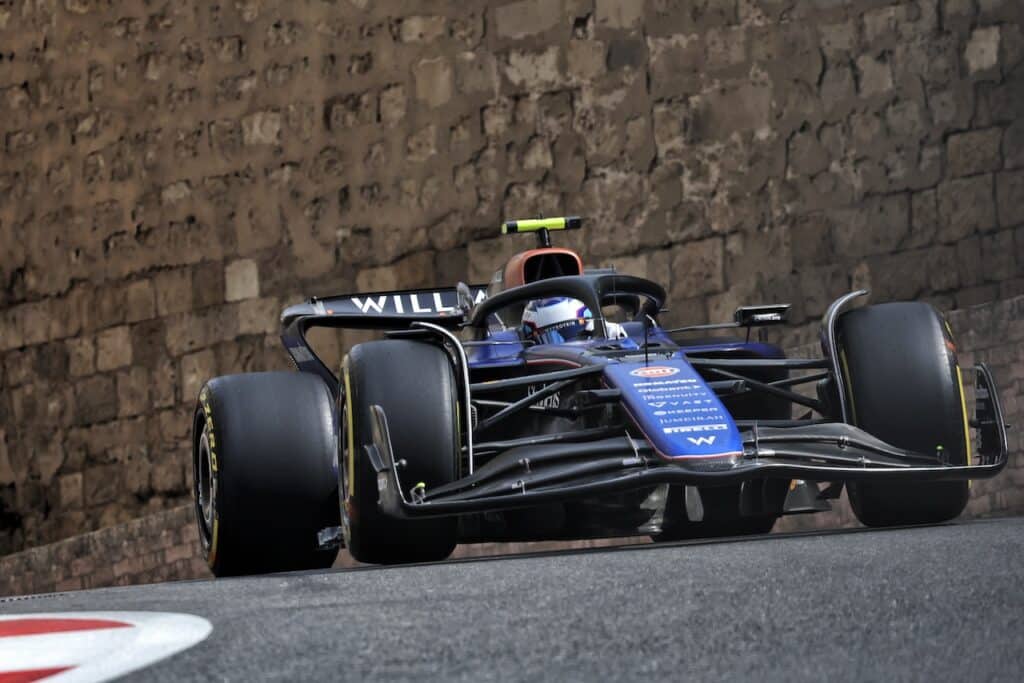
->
[0, 504, 207, 597]
[0, 1, 1022, 554]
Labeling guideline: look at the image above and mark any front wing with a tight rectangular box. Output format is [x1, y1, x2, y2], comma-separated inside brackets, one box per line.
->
[365, 364, 1008, 519]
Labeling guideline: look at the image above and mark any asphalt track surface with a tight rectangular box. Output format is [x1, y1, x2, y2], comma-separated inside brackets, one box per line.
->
[3, 517, 1023, 681]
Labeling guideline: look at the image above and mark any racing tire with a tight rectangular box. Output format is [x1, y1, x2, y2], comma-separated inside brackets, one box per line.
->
[342, 340, 459, 565]
[838, 302, 970, 527]
[192, 372, 340, 577]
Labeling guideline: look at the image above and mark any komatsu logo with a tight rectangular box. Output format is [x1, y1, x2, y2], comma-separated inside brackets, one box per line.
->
[686, 436, 717, 446]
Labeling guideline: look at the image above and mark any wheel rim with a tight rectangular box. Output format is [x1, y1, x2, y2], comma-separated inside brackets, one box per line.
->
[197, 426, 215, 534]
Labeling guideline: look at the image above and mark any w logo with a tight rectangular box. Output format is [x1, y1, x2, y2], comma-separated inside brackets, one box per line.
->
[686, 436, 717, 446]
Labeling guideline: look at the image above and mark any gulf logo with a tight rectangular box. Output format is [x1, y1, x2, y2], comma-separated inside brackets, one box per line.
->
[0, 612, 212, 682]
[629, 366, 680, 378]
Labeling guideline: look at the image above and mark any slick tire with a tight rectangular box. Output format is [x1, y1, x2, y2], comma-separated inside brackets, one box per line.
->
[192, 372, 340, 577]
[341, 340, 459, 565]
[838, 302, 970, 527]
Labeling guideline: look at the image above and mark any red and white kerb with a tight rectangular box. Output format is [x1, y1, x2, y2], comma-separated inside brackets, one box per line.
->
[0, 612, 212, 683]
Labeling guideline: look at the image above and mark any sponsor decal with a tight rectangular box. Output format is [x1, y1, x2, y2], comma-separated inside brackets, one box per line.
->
[348, 289, 487, 316]
[646, 394, 710, 406]
[630, 366, 680, 378]
[0, 612, 212, 682]
[639, 390, 699, 399]
[636, 379, 699, 392]
[350, 294, 435, 314]
[663, 423, 730, 434]
[645, 390, 705, 399]
[647, 402, 717, 415]
[660, 416, 719, 425]
[527, 384, 561, 409]
[654, 407, 719, 417]
[350, 295, 387, 314]
[606, 361, 742, 459]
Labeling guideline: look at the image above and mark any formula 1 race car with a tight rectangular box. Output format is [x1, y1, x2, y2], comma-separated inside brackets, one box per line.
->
[192, 218, 1008, 576]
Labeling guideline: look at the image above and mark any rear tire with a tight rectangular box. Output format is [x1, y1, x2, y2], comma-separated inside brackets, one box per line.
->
[192, 372, 340, 577]
[838, 302, 970, 527]
[341, 340, 459, 564]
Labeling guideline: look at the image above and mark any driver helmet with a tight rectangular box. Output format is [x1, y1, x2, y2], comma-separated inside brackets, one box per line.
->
[521, 297, 626, 344]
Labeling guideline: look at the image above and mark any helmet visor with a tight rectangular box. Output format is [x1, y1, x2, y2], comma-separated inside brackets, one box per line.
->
[535, 319, 591, 344]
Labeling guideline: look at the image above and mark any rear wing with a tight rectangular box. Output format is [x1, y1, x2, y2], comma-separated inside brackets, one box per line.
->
[280, 285, 488, 390]
[281, 285, 488, 330]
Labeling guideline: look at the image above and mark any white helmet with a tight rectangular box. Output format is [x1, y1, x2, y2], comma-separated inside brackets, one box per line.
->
[521, 297, 626, 344]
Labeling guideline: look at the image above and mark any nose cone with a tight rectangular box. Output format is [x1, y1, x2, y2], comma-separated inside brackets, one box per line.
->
[603, 360, 743, 460]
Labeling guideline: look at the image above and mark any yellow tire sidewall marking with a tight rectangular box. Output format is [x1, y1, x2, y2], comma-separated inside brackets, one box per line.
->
[946, 317, 972, 482]
[956, 365, 973, 482]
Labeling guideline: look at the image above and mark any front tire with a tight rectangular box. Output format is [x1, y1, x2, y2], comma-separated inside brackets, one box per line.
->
[341, 340, 459, 564]
[838, 302, 970, 527]
[192, 372, 340, 577]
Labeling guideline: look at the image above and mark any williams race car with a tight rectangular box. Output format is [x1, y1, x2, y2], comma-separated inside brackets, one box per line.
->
[192, 218, 1008, 575]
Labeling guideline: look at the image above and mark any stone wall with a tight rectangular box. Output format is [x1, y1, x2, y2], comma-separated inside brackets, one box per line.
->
[1, 1, 1023, 554]
[0, 504, 206, 597]
[0, 294, 1020, 597]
